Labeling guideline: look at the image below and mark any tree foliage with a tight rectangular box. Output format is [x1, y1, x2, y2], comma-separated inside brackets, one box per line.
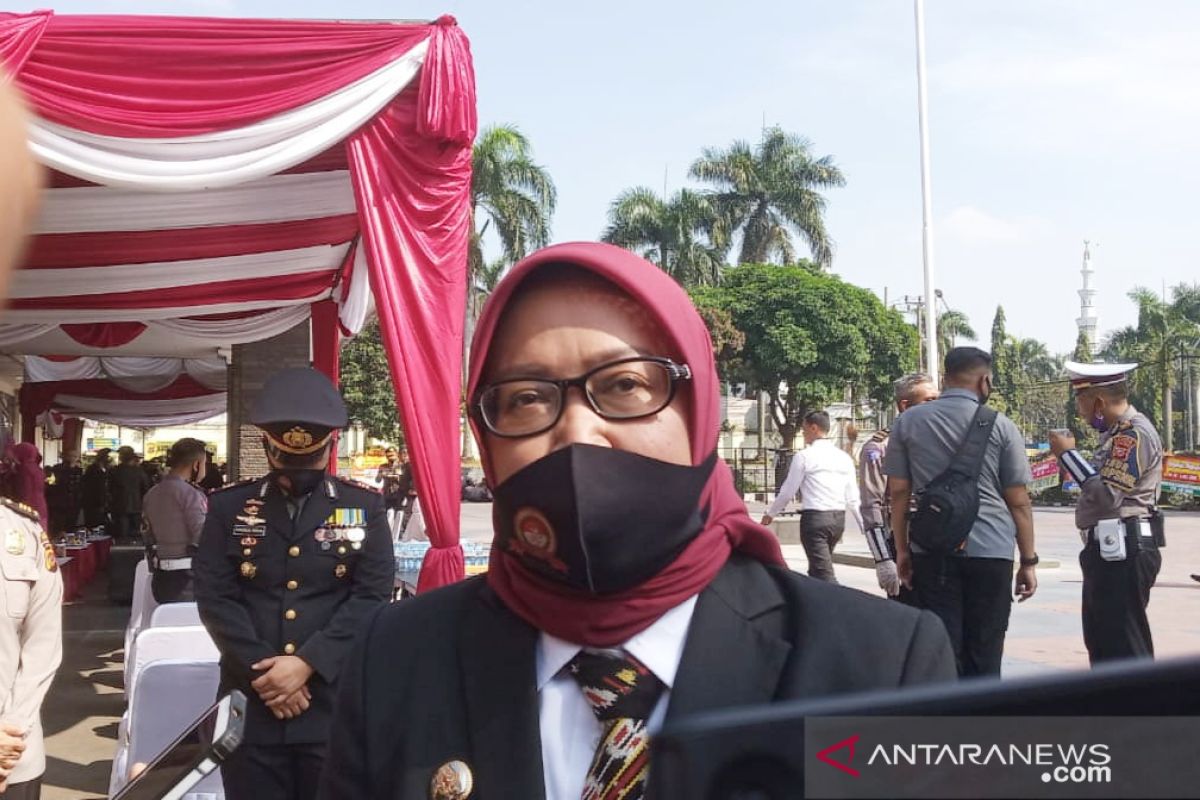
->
[339, 320, 402, 444]
[602, 187, 726, 286]
[689, 128, 845, 268]
[935, 309, 976, 357]
[989, 306, 1014, 414]
[470, 125, 557, 297]
[1101, 284, 1200, 450]
[692, 263, 917, 450]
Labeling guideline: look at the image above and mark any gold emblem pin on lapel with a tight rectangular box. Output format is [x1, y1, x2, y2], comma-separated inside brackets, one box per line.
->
[240, 561, 257, 579]
[430, 760, 473, 800]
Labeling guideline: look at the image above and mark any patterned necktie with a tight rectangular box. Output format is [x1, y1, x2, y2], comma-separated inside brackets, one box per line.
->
[567, 650, 665, 800]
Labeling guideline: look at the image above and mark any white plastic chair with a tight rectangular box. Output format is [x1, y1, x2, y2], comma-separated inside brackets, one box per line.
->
[149, 601, 202, 628]
[125, 625, 219, 703]
[123, 560, 158, 665]
[109, 659, 224, 799]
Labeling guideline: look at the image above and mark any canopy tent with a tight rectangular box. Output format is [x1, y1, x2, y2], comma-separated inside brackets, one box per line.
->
[0, 11, 476, 590]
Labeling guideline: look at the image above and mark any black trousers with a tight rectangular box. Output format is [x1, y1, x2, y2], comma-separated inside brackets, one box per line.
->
[799, 510, 845, 583]
[1080, 541, 1161, 664]
[2, 777, 41, 800]
[150, 568, 195, 604]
[911, 555, 1013, 677]
[221, 742, 326, 800]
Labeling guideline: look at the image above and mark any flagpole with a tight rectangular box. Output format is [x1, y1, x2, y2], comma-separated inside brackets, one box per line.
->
[914, 0, 940, 384]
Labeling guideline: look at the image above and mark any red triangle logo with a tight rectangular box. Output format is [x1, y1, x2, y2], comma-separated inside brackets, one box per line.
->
[816, 734, 861, 777]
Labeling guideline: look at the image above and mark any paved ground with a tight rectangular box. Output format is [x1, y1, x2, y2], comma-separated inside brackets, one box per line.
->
[40, 506, 1200, 798]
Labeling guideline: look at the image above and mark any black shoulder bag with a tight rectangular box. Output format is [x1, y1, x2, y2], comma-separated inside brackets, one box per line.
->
[908, 404, 999, 555]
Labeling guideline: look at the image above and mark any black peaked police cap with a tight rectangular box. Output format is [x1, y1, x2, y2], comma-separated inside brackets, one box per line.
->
[251, 367, 349, 456]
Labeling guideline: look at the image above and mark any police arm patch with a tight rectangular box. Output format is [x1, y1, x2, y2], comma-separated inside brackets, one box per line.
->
[1100, 433, 1140, 493]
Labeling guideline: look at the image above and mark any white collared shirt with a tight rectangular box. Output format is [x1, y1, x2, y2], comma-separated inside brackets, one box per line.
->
[766, 438, 863, 526]
[536, 595, 698, 800]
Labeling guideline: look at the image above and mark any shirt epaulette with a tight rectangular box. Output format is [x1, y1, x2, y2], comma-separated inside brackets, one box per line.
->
[335, 476, 381, 494]
[0, 495, 39, 522]
[211, 477, 262, 496]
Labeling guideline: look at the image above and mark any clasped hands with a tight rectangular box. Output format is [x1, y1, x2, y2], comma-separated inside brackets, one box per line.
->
[0, 722, 27, 793]
[251, 655, 315, 720]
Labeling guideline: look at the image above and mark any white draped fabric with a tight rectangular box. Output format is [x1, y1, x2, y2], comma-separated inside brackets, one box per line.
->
[51, 393, 228, 427]
[26, 41, 428, 192]
[10, 242, 352, 300]
[25, 355, 228, 389]
[337, 245, 375, 336]
[34, 171, 356, 235]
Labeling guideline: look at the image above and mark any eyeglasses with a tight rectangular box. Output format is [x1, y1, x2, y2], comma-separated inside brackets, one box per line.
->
[474, 356, 693, 439]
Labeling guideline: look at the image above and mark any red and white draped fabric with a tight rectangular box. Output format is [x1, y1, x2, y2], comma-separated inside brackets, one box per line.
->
[1, 11, 474, 589]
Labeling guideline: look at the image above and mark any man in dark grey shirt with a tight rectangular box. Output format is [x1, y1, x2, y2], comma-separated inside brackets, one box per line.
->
[142, 438, 209, 603]
[884, 347, 1039, 677]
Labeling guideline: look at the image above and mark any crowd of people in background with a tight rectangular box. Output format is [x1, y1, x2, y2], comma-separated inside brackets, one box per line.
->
[0, 442, 229, 544]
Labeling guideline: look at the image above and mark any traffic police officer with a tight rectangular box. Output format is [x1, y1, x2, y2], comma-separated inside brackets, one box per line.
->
[0, 497, 63, 800]
[1050, 361, 1164, 664]
[194, 368, 393, 800]
[859, 373, 939, 600]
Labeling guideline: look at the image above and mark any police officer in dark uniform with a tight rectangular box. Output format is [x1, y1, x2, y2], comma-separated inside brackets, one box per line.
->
[1050, 361, 1164, 665]
[194, 368, 393, 800]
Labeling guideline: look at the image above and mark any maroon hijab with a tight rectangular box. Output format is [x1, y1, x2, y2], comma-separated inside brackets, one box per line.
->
[468, 242, 784, 647]
[8, 442, 48, 526]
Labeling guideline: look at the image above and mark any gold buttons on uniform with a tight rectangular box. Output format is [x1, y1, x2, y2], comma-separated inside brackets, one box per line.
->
[243, 548, 252, 557]
[430, 760, 474, 800]
[337, 545, 347, 556]
[240, 562, 257, 579]
[289, 545, 300, 557]
[287, 580, 299, 590]
[284, 643, 296, 655]
[285, 609, 297, 620]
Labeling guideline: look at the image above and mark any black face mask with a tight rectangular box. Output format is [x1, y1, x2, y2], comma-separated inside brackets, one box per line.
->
[491, 444, 716, 595]
[271, 468, 326, 497]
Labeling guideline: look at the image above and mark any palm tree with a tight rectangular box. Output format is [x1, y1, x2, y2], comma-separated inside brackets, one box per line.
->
[1100, 286, 1200, 450]
[601, 187, 726, 286]
[1011, 338, 1058, 382]
[689, 127, 845, 267]
[935, 309, 976, 356]
[470, 125, 557, 286]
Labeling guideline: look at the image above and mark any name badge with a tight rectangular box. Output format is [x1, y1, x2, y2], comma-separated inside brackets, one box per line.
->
[233, 525, 266, 538]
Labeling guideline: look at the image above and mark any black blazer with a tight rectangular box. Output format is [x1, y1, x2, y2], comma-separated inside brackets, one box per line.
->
[318, 556, 956, 798]
[194, 476, 394, 745]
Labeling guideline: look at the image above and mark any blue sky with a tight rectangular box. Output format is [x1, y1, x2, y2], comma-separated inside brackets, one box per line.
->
[12, 0, 1199, 353]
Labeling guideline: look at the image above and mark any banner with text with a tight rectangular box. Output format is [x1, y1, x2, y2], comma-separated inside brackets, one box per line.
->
[1163, 454, 1200, 497]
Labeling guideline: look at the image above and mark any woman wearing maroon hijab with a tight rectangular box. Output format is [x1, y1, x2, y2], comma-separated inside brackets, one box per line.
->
[7, 443, 49, 527]
[320, 243, 954, 800]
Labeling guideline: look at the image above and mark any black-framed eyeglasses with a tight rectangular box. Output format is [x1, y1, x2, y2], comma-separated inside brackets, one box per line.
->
[474, 356, 693, 439]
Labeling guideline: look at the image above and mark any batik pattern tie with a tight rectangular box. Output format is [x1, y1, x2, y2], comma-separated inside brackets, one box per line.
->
[568, 650, 665, 800]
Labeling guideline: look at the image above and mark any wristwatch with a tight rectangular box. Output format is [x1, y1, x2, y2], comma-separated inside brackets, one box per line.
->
[1020, 553, 1040, 567]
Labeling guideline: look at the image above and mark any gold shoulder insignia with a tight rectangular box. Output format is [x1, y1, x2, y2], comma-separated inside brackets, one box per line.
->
[0, 495, 39, 523]
[335, 476, 382, 494]
[211, 477, 262, 496]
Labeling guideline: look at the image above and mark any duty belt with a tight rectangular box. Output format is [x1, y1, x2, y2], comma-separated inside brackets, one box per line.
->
[1082, 517, 1160, 548]
[156, 557, 193, 571]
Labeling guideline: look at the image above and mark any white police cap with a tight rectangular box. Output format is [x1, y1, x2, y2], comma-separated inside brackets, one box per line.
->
[1063, 361, 1138, 390]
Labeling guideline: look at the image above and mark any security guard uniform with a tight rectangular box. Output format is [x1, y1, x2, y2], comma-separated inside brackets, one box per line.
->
[1057, 362, 1163, 664]
[194, 368, 393, 800]
[0, 498, 63, 800]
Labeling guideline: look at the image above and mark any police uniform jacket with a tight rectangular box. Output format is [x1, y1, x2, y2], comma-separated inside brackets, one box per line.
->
[1075, 407, 1162, 530]
[318, 555, 956, 799]
[858, 429, 889, 528]
[0, 499, 63, 784]
[194, 475, 393, 745]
